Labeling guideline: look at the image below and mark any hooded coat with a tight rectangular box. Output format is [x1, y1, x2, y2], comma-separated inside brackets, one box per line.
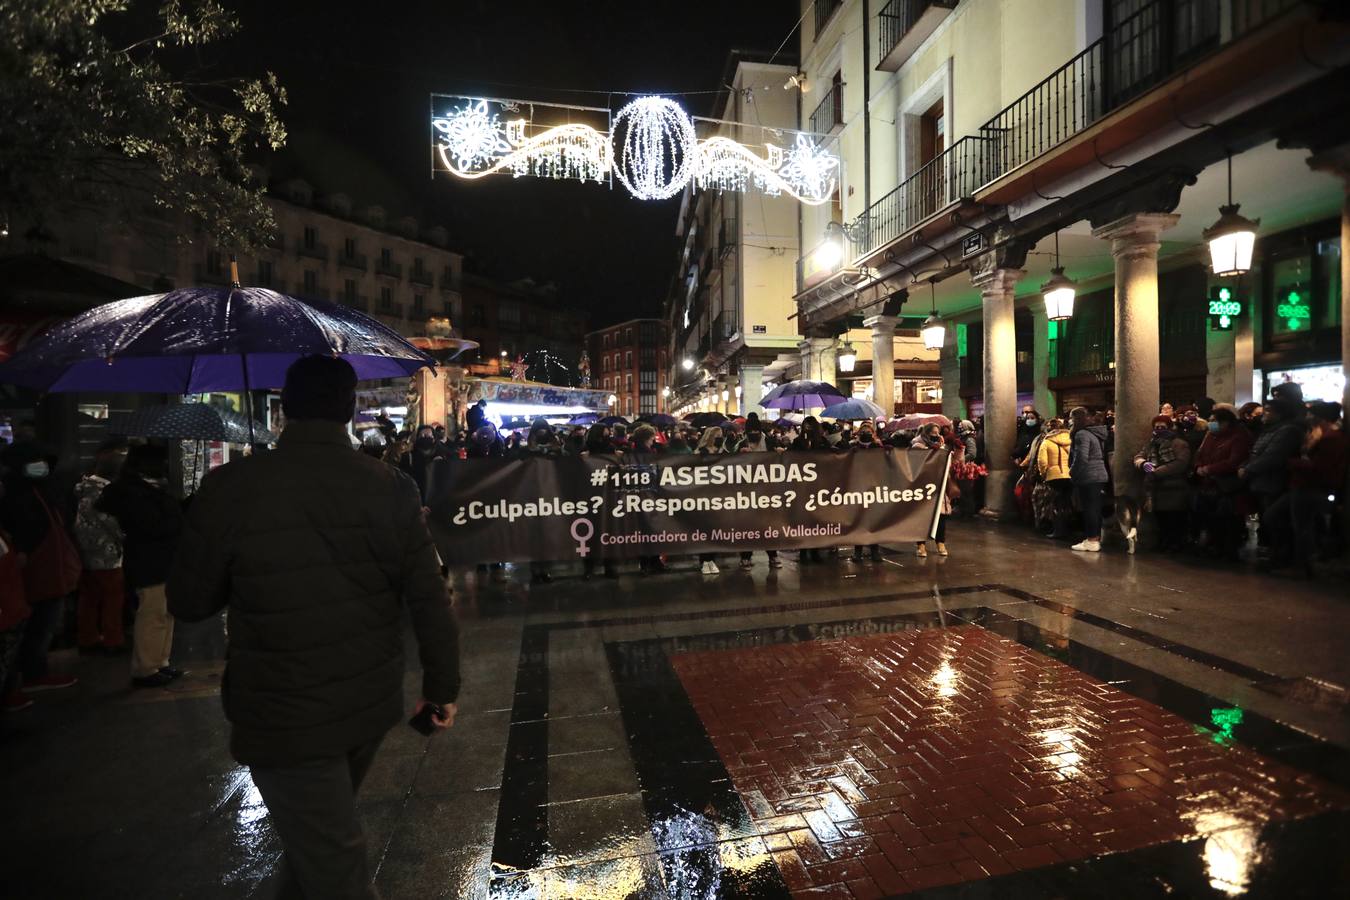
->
[1069, 425, 1110, 485]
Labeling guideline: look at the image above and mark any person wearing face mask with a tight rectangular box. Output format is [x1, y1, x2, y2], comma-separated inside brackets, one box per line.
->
[73, 439, 130, 655]
[910, 425, 952, 558]
[1013, 408, 1041, 465]
[96, 444, 186, 689]
[1191, 404, 1253, 559]
[0, 440, 82, 711]
[1068, 407, 1109, 552]
[849, 424, 885, 563]
[1174, 406, 1205, 457]
[1132, 415, 1193, 552]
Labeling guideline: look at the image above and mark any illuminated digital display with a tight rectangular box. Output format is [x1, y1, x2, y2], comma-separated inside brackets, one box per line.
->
[1276, 289, 1310, 330]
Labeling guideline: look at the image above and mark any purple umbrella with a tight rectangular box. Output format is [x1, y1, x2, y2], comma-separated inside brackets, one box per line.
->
[0, 286, 435, 393]
[759, 379, 848, 412]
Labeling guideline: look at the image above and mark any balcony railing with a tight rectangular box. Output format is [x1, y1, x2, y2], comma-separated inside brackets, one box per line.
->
[878, 0, 958, 72]
[711, 312, 737, 346]
[409, 268, 434, 287]
[375, 259, 403, 280]
[296, 241, 328, 262]
[718, 217, 737, 255]
[842, 0, 1301, 262]
[815, 0, 843, 37]
[850, 135, 999, 258]
[337, 251, 367, 271]
[438, 273, 458, 292]
[810, 81, 844, 135]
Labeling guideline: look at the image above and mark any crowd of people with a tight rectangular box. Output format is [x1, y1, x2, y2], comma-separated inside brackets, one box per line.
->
[1007, 385, 1347, 571]
[365, 404, 984, 580]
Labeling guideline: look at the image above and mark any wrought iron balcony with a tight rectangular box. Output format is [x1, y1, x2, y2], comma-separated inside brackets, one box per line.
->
[877, 0, 958, 72]
[814, 0, 843, 38]
[810, 81, 844, 135]
[438, 272, 458, 292]
[296, 241, 328, 262]
[375, 259, 403, 280]
[409, 268, 434, 287]
[337, 251, 367, 271]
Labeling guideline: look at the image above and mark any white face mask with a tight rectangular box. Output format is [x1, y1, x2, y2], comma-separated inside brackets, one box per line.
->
[23, 461, 50, 479]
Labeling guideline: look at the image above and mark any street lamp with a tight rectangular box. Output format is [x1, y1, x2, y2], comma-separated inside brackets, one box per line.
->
[1041, 231, 1077, 322]
[837, 339, 857, 373]
[921, 281, 945, 350]
[681, 357, 695, 371]
[721, 388, 730, 402]
[1203, 153, 1260, 277]
[607, 394, 617, 407]
[499, 349, 508, 358]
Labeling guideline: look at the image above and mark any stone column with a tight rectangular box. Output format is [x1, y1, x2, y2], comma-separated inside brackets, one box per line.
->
[939, 328, 964, 420]
[864, 315, 898, 417]
[798, 339, 819, 382]
[1031, 303, 1056, 417]
[798, 337, 837, 415]
[720, 376, 736, 416]
[1091, 213, 1180, 509]
[972, 268, 1024, 518]
[740, 364, 765, 416]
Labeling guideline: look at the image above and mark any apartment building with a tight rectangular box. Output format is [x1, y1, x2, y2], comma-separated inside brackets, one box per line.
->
[588, 319, 670, 417]
[794, 0, 1349, 514]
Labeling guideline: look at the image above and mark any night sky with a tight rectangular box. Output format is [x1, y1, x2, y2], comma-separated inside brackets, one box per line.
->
[223, 0, 799, 327]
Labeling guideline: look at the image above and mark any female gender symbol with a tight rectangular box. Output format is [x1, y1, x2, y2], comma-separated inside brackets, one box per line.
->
[570, 518, 595, 557]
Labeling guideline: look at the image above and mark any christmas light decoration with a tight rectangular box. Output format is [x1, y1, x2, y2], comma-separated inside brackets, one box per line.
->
[431, 94, 838, 205]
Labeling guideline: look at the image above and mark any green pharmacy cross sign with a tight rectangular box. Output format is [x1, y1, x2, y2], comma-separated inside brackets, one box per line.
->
[1277, 288, 1311, 331]
[1207, 286, 1242, 331]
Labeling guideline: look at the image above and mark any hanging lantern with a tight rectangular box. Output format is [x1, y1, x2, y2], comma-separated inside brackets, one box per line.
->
[1041, 231, 1076, 322]
[920, 281, 944, 350]
[837, 339, 857, 373]
[1041, 267, 1077, 322]
[1203, 154, 1259, 277]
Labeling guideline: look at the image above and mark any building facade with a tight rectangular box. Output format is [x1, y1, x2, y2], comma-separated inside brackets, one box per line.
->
[795, 0, 1350, 514]
[459, 275, 588, 382]
[587, 319, 670, 418]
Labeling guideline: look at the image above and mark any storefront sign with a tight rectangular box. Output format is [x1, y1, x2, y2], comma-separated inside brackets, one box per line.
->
[1208, 285, 1242, 330]
[429, 449, 949, 563]
[1276, 288, 1310, 330]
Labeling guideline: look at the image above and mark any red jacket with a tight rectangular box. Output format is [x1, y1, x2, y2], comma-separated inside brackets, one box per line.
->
[1194, 425, 1253, 479]
[1289, 429, 1348, 492]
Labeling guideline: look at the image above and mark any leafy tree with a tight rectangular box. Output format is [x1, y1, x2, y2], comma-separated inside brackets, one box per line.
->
[0, 0, 287, 249]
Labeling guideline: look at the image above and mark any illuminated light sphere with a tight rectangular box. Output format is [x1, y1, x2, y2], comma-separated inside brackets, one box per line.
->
[1040, 267, 1077, 322]
[681, 357, 695, 371]
[921, 313, 946, 351]
[612, 97, 698, 201]
[1203, 204, 1259, 277]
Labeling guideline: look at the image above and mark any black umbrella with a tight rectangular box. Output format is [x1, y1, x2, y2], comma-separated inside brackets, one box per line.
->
[108, 403, 276, 444]
[689, 412, 728, 428]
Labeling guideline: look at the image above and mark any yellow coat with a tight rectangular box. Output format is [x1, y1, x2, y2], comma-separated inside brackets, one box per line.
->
[1037, 429, 1072, 482]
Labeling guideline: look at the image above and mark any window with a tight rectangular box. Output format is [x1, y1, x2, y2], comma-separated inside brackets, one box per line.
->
[344, 237, 356, 258]
[205, 250, 222, 275]
[626, 328, 633, 343]
[380, 248, 392, 267]
[413, 294, 425, 314]
[303, 226, 317, 250]
[379, 286, 393, 309]
[499, 301, 521, 327]
[257, 260, 272, 286]
[344, 279, 356, 301]
[603, 334, 610, 348]
[303, 270, 317, 294]
[603, 356, 610, 373]
[640, 371, 656, 391]
[625, 351, 633, 370]
[413, 257, 424, 276]
[625, 374, 632, 394]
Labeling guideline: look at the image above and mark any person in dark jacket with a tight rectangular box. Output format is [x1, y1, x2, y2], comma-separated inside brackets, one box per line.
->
[0, 440, 81, 709]
[1133, 415, 1192, 552]
[1068, 407, 1109, 552]
[1265, 401, 1347, 574]
[1192, 403, 1254, 559]
[97, 444, 184, 688]
[167, 356, 459, 900]
[1240, 398, 1306, 548]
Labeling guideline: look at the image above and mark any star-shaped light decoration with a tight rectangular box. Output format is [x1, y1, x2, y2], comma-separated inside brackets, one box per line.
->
[778, 134, 840, 205]
[433, 100, 512, 172]
[510, 355, 530, 382]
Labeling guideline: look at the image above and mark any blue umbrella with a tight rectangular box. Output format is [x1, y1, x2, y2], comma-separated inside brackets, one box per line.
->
[819, 397, 886, 420]
[0, 286, 434, 393]
[759, 379, 848, 411]
[567, 413, 600, 426]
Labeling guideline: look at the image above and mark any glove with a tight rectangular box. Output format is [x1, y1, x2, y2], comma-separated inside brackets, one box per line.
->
[1141, 462, 1156, 474]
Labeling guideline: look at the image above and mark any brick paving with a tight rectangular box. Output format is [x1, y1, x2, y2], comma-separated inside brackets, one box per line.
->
[671, 625, 1349, 897]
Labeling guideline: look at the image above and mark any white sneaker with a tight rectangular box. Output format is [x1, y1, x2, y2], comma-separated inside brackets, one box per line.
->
[915, 543, 928, 558]
[1071, 540, 1102, 552]
[702, 561, 720, 575]
[1125, 527, 1137, 555]
[936, 542, 948, 557]
[769, 556, 783, 569]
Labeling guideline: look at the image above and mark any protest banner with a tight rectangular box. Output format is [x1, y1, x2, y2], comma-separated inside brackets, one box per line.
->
[429, 448, 949, 565]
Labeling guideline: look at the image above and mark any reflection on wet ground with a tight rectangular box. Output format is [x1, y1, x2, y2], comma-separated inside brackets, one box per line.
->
[1, 520, 1348, 898]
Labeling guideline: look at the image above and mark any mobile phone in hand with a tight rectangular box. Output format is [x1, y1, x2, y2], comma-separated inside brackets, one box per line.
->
[409, 703, 444, 736]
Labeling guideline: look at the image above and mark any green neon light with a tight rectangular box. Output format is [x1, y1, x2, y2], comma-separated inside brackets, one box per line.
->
[1048, 320, 1059, 341]
[956, 323, 968, 358]
[1218, 286, 1232, 302]
[1219, 314, 1231, 328]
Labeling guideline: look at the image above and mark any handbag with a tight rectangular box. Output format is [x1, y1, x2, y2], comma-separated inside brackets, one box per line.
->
[23, 494, 82, 603]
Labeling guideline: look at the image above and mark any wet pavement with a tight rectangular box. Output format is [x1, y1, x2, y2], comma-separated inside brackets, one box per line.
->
[2, 518, 1348, 899]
